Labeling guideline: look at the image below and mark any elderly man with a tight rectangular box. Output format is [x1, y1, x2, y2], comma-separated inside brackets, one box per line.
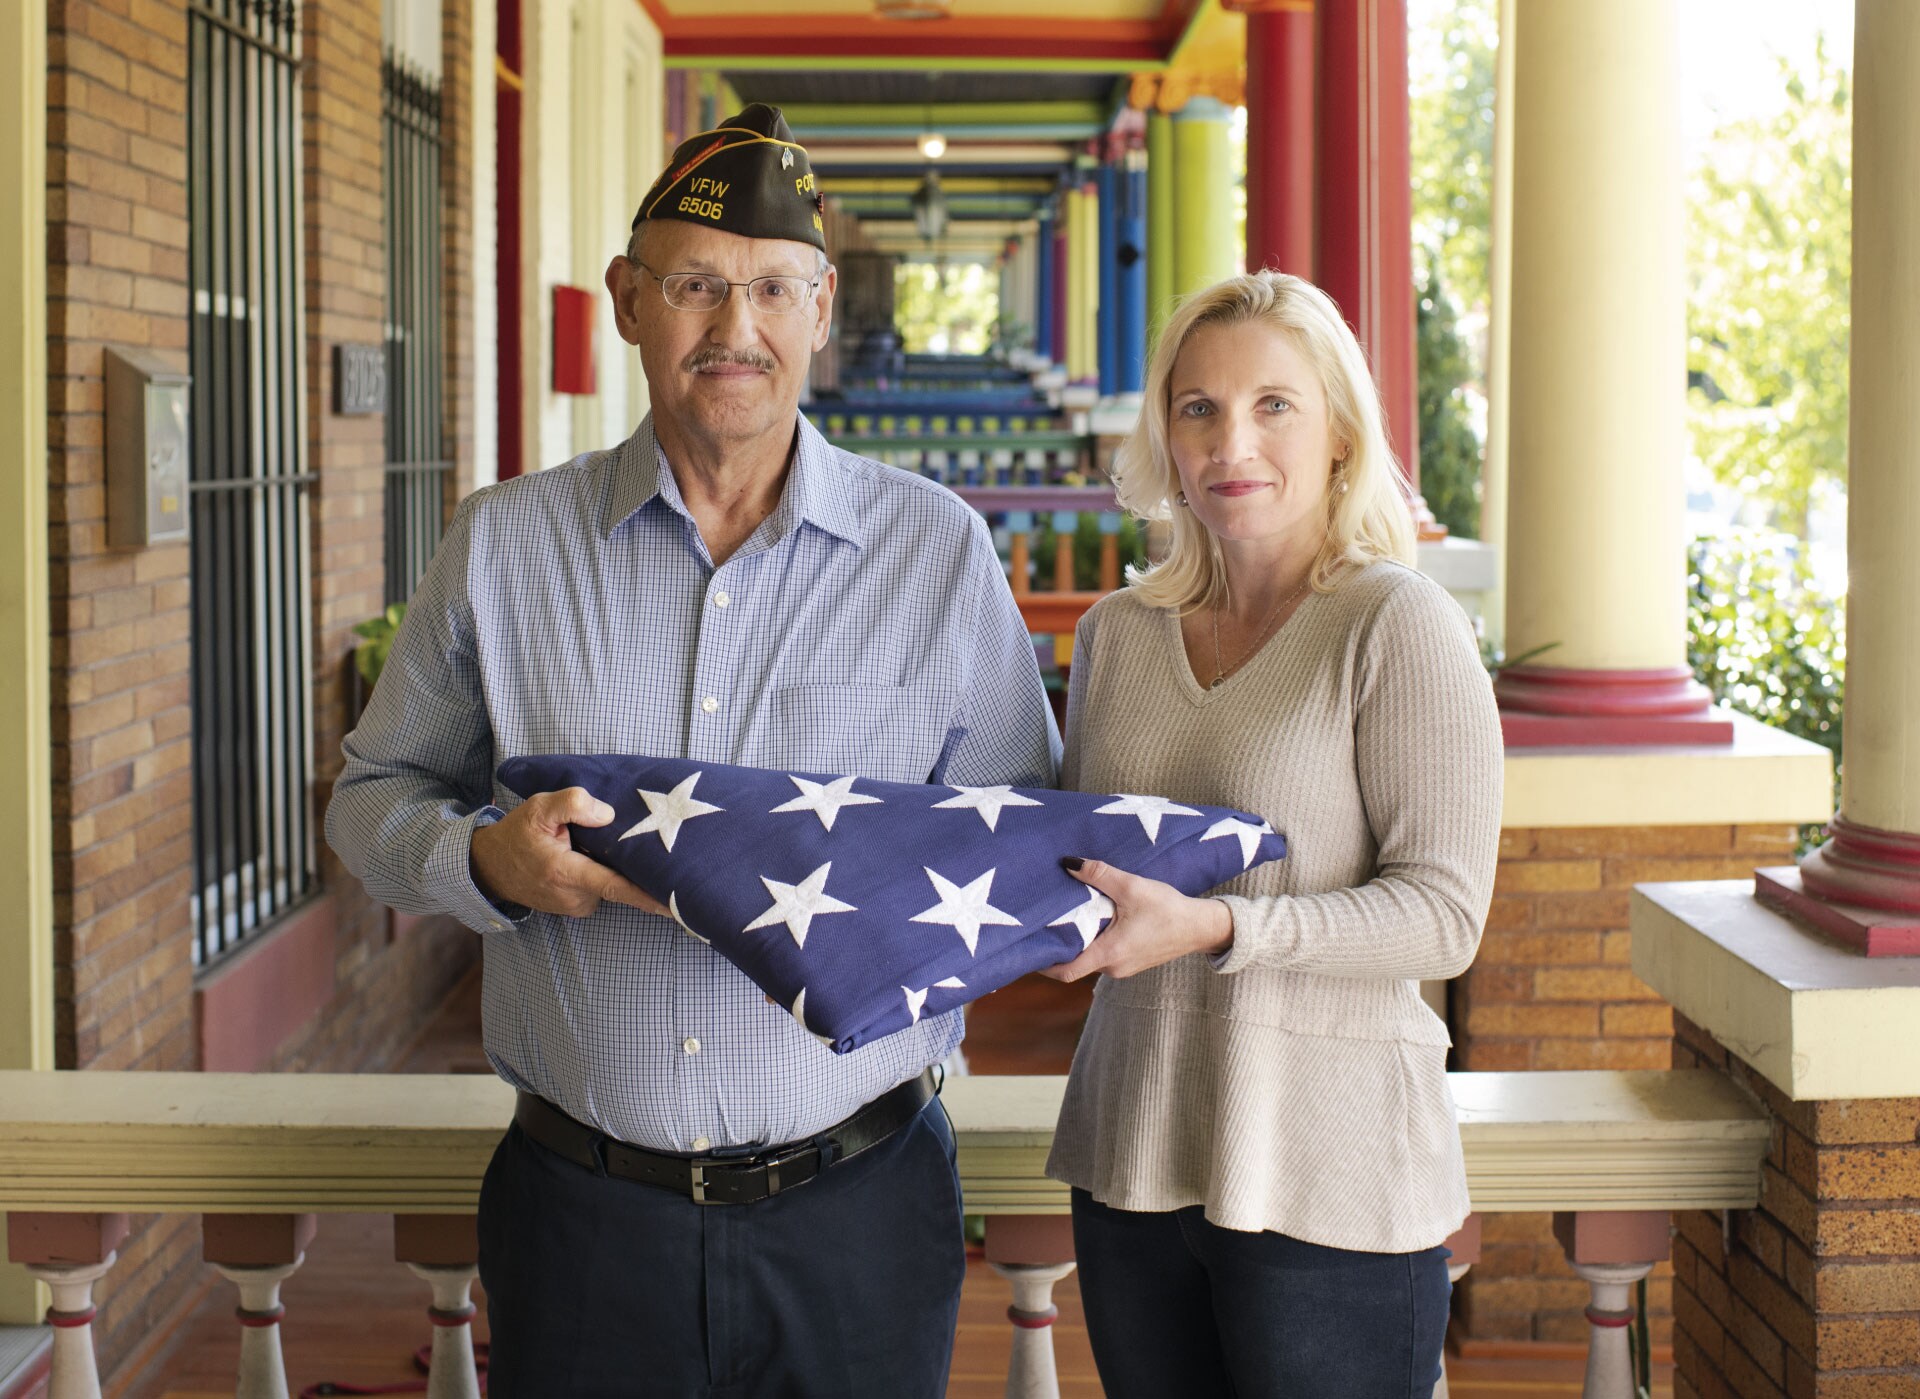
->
[326, 104, 1059, 1397]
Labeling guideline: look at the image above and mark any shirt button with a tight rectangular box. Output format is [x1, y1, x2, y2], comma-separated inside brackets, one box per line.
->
[699, 696, 719, 715]
[713, 591, 731, 609]
[683, 1037, 701, 1055]
[692, 1136, 711, 1152]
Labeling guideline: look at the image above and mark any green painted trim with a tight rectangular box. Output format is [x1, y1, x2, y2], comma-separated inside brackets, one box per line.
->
[829, 177, 1056, 195]
[1172, 100, 1235, 296]
[789, 123, 1101, 141]
[782, 102, 1105, 127]
[667, 55, 1168, 75]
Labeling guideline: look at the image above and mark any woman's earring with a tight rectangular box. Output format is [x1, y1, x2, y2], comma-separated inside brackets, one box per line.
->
[1175, 491, 1190, 508]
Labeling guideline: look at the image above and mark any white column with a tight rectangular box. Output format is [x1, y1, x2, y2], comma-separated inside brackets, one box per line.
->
[407, 1262, 483, 1399]
[1504, 0, 1686, 671]
[24, 1256, 116, 1399]
[1569, 1260, 1654, 1399]
[215, 1258, 305, 1399]
[991, 1259, 1076, 1399]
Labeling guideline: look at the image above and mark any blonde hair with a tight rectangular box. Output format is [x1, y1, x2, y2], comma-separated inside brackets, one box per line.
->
[1112, 270, 1417, 612]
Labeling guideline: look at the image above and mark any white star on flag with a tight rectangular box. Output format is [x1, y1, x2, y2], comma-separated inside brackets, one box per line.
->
[1201, 817, 1275, 870]
[910, 867, 1022, 955]
[902, 976, 969, 1024]
[1094, 793, 1202, 843]
[619, 773, 724, 852]
[745, 862, 857, 949]
[769, 773, 883, 831]
[790, 989, 834, 1048]
[667, 891, 709, 944]
[932, 785, 1044, 831]
[1049, 889, 1115, 949]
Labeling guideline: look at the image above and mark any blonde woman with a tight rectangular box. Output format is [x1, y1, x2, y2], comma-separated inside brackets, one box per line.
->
[1043, 271, 1503, 1398]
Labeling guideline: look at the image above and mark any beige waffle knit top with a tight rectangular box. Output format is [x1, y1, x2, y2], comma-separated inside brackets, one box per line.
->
[1044, 561, 1504, 1253]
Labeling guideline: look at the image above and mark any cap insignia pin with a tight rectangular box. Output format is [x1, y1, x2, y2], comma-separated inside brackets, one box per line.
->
[782, 148, 794, 169]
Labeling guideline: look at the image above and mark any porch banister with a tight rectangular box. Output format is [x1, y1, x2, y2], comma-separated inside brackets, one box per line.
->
[0, 1069, 1767, 1394]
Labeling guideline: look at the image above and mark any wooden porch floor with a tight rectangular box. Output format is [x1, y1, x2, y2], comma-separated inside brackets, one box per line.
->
[123, 969, 1667, 1399]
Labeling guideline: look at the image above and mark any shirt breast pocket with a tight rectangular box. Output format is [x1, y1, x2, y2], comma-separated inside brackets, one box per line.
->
[764, 684, 958, 784]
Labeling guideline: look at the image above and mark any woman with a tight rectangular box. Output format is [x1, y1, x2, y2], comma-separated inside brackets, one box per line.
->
[1043, 271, 1503, 1398]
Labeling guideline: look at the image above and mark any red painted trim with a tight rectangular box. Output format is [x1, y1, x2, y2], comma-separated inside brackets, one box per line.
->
[1499, 709, 1735, 748]
[1314, 0, 1417, 485]
[1757, 865, 1920, 955]
[45, 1309, 95, 1330]
[235, 1308, 285, 1329]
[429, 1305, 478, 1328]
[632, 0, 671, 33]
[1245, 9, 1314, 278]
[1584, 1308, 1633, 1329]
[1494, 665, 1715, 718]
[195, 896, 338, 1073]
[1007, 1306, 1058, 1329]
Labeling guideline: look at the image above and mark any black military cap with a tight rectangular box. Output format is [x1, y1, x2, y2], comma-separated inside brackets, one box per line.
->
[632, 103, 826, 251]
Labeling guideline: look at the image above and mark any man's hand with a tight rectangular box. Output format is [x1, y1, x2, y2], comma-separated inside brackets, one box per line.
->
[1039, 858, 1234, 983]
[469, 787, 668, 920]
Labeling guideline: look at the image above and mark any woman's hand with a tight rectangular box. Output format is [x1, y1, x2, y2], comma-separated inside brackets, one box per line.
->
[1040, 858, 1235, 982]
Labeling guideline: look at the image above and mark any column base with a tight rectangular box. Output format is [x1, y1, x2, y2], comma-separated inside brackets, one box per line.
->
[1756, 864, 1920, 958]
[1495, 666, 1732, 747]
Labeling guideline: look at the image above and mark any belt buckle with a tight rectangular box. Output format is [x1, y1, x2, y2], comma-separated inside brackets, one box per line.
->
[688, 1157, 728, 1206]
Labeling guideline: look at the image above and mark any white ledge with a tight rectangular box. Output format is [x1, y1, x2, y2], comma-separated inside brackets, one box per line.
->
[0, 1069, 1765, 1217]
[1503, 711, 1834, 829]
[1633, 879, 1920, 1101]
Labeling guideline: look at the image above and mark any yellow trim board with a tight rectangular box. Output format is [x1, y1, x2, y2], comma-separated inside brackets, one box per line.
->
[1633, 881, 1920, 1101]
[1502, 712, 1833, 830]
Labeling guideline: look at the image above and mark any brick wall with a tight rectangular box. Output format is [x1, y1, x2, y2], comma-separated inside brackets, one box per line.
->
[1452, 824, 1799, 1347]
[46, 0, 201, 1375]
[47, 0, 478, 1385]
[1672, 1013, 1920, 1399]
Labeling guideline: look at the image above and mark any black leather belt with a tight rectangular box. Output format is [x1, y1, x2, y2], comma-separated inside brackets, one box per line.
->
[513, 1069, 937, 1205]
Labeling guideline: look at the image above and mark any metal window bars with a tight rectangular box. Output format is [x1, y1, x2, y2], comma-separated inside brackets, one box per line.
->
[186, 0, 315, 966]
[382, 53, 451, 606]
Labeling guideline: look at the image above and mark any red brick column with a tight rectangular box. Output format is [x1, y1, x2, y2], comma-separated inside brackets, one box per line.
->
[1671, 1014, 1920, 1398]
[1452, 824, 1798, 1347]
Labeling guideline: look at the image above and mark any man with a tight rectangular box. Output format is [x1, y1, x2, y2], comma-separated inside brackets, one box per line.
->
[326, 104, 1060, 1397]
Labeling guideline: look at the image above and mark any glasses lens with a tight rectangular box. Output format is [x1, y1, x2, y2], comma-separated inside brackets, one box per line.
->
[660, 273, 726, 311]
[747, 276, 812, 313]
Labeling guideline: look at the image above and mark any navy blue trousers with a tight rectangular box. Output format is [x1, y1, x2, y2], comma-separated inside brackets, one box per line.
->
[1071, 1188, 1451, 1399]
[478, 1099, 964, 1398]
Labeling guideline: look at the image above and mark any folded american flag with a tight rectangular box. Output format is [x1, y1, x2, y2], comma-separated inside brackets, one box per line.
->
[497, 754, 1287, 1053]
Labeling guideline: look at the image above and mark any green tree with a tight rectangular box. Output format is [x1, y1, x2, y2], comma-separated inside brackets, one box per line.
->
[1417, 256, 1481, 539]
[1409, 0, 1497, 322]
[1687, 42, 1851, 535]
[894, 260, 1000, 355]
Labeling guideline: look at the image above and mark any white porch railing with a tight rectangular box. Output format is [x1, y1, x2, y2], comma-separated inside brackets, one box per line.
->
[0, 1069, 1768, 1399]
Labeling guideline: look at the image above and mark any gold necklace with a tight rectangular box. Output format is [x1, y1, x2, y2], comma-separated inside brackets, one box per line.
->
[1210, 577, 1310, 689]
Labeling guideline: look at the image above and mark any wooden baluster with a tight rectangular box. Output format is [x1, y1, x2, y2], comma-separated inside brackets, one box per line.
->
[1552, 1210, 1669, 1399]
[6, 1213, 128, 1399]
[1007, 511, 1034, 597]
[1431, 1214, 1480, 1399]
[394, 1214, 482, 1399]
[1051, 511, 1077, 593]
[203, 1213, 317, 1399]
[984, 1215, 1076, 1399]
[1096, 512, 1122, 594]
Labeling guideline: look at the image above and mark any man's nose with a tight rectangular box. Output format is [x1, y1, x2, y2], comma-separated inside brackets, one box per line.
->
[707, 285, 761, 346]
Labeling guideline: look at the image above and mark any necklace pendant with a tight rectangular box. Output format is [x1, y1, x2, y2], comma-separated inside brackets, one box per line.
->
[1209, 675, 1226, 690]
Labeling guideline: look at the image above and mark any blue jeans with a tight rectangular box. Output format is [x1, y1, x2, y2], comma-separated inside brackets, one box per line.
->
[1071, 1188, 1451, 1399]
[479, 1099, 965, 1398]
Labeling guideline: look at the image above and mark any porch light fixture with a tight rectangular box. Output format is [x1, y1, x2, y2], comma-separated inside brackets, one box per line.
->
[875, 0, 953, 18]
[917, 131, 947, 160]
[911, 170, 949, 241]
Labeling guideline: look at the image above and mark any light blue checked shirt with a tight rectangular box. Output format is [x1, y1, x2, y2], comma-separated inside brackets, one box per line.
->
[326, 414, 1060, 1152]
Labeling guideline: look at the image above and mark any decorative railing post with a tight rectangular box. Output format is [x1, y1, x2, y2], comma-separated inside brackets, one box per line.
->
[5, 1213, 128, 1399]
[1432, 1214, 1481, 1399]
[1552, 1210, 1670, 1399]
[393, 1213, 482, 1399]
[202, 1213, 317, 1399]
[983, 1214, 1076, 1399]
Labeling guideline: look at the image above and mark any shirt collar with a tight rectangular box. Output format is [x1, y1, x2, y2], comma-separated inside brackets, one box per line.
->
[601, 413, 864, 551]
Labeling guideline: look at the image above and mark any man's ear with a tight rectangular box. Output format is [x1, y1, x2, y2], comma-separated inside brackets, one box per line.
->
[605, 256, 644, 347]
[810, 263, 837, 353]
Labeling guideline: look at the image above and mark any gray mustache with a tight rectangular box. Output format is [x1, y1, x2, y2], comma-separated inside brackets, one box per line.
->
[686, 348, 775, 374]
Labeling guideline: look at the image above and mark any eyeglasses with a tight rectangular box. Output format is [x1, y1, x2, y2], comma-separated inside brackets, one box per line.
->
[632, 259, 822, 315]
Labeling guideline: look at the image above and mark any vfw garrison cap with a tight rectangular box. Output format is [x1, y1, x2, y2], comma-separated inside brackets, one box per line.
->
[632, 103, 826, 251]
